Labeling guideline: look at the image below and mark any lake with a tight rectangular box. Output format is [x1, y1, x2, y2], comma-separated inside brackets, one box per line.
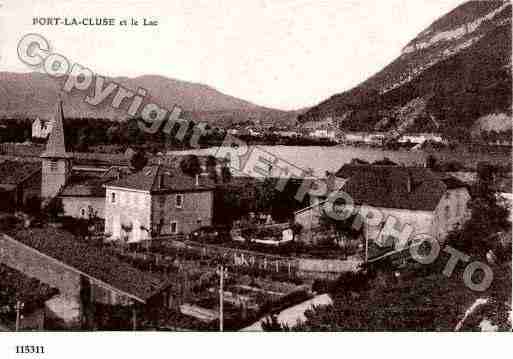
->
[166, 145, 510, 178]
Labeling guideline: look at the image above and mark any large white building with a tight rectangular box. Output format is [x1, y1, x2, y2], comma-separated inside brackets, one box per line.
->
[295, 165, 471, 258]
[104, 166, 215, 243]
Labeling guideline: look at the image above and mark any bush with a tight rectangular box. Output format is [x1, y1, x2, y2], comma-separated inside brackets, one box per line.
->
[42, 197, 64, 221]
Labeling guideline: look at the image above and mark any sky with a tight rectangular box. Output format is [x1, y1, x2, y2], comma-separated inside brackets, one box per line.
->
[0, 0, 466, 110]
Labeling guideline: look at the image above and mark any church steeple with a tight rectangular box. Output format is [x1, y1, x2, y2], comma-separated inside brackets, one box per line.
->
[41, 96, 71, 159]
[41, 96, 72, 201]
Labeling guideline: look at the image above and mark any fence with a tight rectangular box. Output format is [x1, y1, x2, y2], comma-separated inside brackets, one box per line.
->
[159, 238, 361, 280]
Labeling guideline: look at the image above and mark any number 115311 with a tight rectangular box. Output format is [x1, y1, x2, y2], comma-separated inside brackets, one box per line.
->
[15, 346, 44, 354]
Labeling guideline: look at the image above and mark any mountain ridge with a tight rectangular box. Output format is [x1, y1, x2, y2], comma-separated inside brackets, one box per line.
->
[299, 0, 512, 140]
[0, 71, 296, 127]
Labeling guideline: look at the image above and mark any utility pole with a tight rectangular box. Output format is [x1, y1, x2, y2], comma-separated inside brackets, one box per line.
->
[15, 301, 24, 331]
[132, 301, 137, 331]
[365, 228, 369, 263]
[217, 264, 227, 332]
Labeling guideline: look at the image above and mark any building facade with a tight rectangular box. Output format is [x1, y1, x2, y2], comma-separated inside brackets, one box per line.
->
[294, 166, 471, 255]
[104, 165, 214, 243]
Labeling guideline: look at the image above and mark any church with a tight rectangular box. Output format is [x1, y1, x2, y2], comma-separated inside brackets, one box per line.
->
[40, 98, 215, 243]
[40, 98, 126, 220]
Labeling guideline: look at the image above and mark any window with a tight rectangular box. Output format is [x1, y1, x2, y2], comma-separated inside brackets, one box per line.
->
[80, 208, 86, 217]
[444, 205, 450, 220]
[159, 196, 166, 208]
[175, 194, 183, 208]
[170, 221, 178, 234]
[49, 160, 58, 172]
[111, 192, 116, 203]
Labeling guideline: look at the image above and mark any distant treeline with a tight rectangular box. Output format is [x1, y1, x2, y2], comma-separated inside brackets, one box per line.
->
[0, 117, 225, 151]
[0, 118, 32, 143]
[0, 117, 336, 152]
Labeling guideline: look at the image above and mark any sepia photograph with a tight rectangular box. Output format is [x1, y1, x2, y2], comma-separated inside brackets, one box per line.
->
[0, 0, 512, 356]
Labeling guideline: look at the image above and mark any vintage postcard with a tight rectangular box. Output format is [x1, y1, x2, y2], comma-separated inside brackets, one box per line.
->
[0, 0, 511, 356]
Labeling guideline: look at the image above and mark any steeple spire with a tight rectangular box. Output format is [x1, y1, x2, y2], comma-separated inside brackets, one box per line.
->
[41, 95, 71, 158]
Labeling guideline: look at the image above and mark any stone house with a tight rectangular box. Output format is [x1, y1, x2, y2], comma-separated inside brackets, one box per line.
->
[295, 166, 471, 258]
[104, 165, 215, 243]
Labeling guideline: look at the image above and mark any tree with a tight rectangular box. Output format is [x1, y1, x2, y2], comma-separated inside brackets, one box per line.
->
[76, 127, 89, 152]
[256, 178, 276, 213]
[23, 197, 41, 215]
[221, 164, 232, 183]
[180, 154, 202, 177]
[106, 124, 119, 144]
[206, 155, 218, 182]
[261, 314, 290, 331]
[447, 164, 510, 257]
[44, 197, 64, 221]
[213, 187, 241, 226]
[127, 118, 142, 145]
[319, 203, 363, 240]
[130, 151, 148, 172]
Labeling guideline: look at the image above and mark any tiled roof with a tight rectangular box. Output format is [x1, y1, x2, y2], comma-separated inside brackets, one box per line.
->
[60, 166, 132, 197]
[106, 165, 216, 193]
[336, 163, 395, 178]
[437, 174, 470, 190]
[0, 160, 41, 185]
[340, 166, 451, 211]
[6, 228, 171, 302]
[60, 177, 107, 197]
